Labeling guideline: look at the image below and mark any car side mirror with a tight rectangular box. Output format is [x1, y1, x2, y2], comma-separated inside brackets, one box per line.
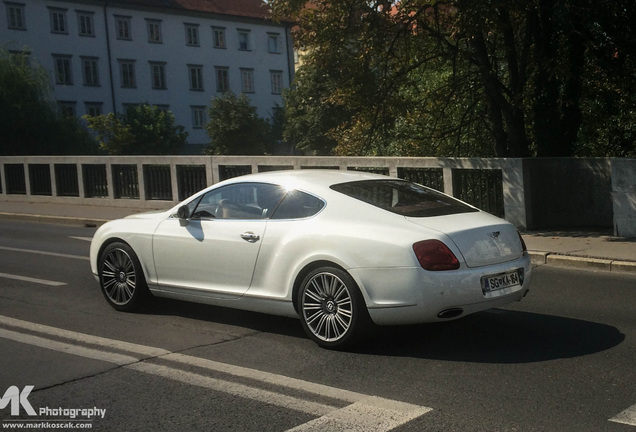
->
[177, 205, 190, 220]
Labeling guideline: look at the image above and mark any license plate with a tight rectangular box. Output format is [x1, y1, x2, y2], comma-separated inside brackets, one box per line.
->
[481, 269, 522, 293]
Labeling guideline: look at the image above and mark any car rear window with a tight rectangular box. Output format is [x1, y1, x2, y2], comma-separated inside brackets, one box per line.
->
[331, 180, 478, 217]
[271, 190, 325, 219]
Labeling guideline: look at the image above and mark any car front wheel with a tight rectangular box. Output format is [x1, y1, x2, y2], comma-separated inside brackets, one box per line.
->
[298, 267, 370, 349]
[99, 242, 148, 312]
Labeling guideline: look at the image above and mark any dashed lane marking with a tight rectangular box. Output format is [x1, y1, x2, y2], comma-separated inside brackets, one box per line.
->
[610, 404, 636, 426]
[68, 236, 93, 242]
[0, 272, 66, 286]
[0, 245, 88, 261]
[0, 315, 432, 431]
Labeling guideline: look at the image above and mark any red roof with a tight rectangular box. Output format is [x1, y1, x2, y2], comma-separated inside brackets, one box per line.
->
[110, 0, 272, 20]
[172, 0, 271, 19]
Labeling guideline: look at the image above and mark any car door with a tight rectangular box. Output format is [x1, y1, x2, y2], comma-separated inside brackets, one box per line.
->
[152, 183, 285, 298]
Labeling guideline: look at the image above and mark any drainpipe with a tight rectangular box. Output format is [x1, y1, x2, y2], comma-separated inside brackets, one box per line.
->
[103, 1, 117, 114]
[284, 23, 294, 88]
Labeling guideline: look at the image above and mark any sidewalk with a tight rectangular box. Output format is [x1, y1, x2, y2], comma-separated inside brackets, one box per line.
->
[1, 201, 635, 274]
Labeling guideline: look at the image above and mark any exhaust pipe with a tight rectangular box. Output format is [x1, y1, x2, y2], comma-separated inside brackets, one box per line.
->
[437, 308, 463, 319]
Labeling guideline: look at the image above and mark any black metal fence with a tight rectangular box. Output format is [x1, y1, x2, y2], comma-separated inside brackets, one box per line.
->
[219, 165, 252, 181]
[143, 165, 171, 201]
[4, 164, 26, 195]
[452, 168, 504, 217]
[1, 160, 506, 218]
[398, 167, 444, 192]
[55, 164, 79, 197]
[83, 164, 108, 198]
[112, 165, 139, 199]
[177, 165, 207, 201]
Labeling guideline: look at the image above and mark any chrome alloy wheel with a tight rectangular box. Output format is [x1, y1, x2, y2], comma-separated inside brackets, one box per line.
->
[301, 272, 353, 342]
[101, 247, 137, 306]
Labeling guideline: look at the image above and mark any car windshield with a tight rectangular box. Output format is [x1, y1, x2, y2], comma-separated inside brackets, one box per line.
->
[331, 180, 479, 217]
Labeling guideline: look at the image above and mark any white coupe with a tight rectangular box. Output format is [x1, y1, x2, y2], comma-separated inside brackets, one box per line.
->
[90, 170, 532, 349]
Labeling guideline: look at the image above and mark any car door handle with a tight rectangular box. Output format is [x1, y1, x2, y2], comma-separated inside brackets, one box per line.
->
[240, 232, 260, 243]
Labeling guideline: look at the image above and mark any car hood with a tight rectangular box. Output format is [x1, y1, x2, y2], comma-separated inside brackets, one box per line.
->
[124, 209, 171, 220]
[406, 211, 523, 268]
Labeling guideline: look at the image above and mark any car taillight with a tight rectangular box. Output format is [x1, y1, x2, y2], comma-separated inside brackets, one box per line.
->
[413, 240, 460, 271]
[518, 231, 527, 255]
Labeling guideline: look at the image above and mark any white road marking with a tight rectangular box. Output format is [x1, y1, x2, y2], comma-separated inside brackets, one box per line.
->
[0, 245, 89, 261]
[286, 397, 432, 432]
[0, 272, 66, 286]
[610, 404, 636, 426]
[162, 352, 367, 404]
[127, 362, 336, 416]
[0, 315, 433, 431]
[0, 328, 138, 365]
[0, 315, 169, 357]
[69, 236, 93, 242]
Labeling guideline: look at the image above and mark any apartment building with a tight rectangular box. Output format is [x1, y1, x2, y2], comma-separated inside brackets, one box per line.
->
[1, 0, 294, 152]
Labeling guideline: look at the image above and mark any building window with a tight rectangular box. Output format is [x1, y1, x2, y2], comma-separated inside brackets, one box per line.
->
[147, 19, 162, 43]
[191, 106, 207, 129]
[185, 23, 199, 46]
[119, 60, 136, 88]
[115, 15, 131, 40]
[123, 103, 139, 117]
[58, 101, 76, 117]
[49, 8, 67, 34]
[238, 29, 250, 51]
[81, 57, 99, 86]
[53, 55, 72, 85]
[6, 3, 26, 30]
[215, 67, 229, 92]
[241, 68, 254, 93]
[77, 11, 94, 36]
[270, 70, 283, 94]
[212, 27, 225, 48]
[150, 62, 166, 89]
[85, 102, 103, 117]
[188, 65, 204, 91]
[268, 33, 280, 53]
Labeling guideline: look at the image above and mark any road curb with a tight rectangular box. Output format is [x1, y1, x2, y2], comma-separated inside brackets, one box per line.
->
[0, 212, 107, 227]
[529, 251, 636, 274]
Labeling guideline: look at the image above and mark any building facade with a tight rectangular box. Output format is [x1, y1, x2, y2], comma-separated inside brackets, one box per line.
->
[1, 0, 294, 152]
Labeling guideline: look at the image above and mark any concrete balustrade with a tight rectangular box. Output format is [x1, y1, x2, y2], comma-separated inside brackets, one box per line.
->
[1, 155, 634, 236]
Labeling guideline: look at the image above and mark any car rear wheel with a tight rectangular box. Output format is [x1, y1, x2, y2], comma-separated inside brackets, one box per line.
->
[298, 267, 370, 349]
[99, 242, 148, 312]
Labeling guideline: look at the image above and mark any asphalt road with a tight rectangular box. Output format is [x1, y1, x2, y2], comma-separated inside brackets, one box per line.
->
[0, 220, 634, 432]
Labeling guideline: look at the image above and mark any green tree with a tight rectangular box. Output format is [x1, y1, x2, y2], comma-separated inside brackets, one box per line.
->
[0, 50, 96, 155]
[205, 92, 271, 155]
[84, 104, 187, 155]
[273, 0, 636, 157]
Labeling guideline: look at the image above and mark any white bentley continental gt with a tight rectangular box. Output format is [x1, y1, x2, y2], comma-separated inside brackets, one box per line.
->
[90, 170, 532, 349]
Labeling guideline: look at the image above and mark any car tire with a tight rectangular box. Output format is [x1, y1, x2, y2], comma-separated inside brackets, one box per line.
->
[297, 267, 370, 349]
[99, 242, 149, 312]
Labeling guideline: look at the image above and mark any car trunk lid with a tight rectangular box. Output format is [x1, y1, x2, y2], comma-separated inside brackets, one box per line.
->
[406, 212, 523, 268]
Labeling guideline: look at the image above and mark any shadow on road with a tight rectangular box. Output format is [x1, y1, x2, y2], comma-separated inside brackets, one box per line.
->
[139, 298, 623, 364]
[358, 308, 625, 363]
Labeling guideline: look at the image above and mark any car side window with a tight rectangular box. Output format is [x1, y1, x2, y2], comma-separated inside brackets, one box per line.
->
[270, 190, 325, 220]
[191, 183, 286, 220]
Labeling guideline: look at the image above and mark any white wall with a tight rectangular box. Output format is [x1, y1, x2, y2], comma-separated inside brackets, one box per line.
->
[1, 0, 292, 149]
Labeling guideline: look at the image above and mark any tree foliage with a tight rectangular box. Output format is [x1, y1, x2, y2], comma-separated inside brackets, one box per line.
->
[273, 0, 636, 157]
[84, 104, 187, 155]
[205, 92, 272, 155]
[0, 51, 96, 155]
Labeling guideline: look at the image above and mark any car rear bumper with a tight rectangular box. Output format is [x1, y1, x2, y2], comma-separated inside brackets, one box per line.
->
[350, 254, 532, 326]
